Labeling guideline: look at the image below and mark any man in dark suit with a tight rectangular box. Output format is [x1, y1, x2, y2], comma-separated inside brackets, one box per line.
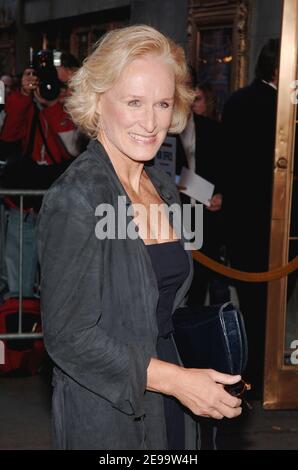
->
[176, 110, 229, 308]
[221, 38, 280, 397]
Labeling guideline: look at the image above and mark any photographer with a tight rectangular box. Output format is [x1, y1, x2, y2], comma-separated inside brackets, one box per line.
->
[0, 55, 80, 298]
[1, 64, 79, 168]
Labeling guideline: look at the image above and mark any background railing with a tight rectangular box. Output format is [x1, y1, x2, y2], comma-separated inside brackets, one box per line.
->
[0, 189, 45, 340]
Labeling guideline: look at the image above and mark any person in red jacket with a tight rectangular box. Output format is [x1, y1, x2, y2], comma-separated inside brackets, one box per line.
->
[0, 64, 80, 298]
[1, 67, 79, 166]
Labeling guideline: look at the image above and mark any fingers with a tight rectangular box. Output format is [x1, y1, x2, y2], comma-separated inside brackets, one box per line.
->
[207, 201, 221, 211]
[174, 368, 243, 421]
[209, 369, 241, 385]
[199, 399, 241, 420]
[206, 386, 242, 419]
[220, 388, 242, 408]
[208, 411, 224, 420]
[207, 408, 241, 420]
[203, 370, 242, 419]
[216, 401, 242, 419]
[21, 68, 38, 95]
[206, 193, 223, 211]
[203, 391, 242, 420]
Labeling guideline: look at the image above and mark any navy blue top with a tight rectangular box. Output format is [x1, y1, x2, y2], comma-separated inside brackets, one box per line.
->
[146, 240, 190, 337]
[146, 240, 190, 450]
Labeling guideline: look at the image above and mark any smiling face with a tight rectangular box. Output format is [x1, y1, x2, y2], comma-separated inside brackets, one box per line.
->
[97, 54, 175, 163]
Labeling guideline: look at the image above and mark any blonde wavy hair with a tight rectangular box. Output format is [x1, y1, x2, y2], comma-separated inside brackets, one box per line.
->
[65, 25, 194, 138]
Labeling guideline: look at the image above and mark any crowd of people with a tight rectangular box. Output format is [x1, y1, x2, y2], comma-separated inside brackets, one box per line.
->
[0, 26, 281, 450]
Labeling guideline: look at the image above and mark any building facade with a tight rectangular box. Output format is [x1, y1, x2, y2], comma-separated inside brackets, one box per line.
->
[0, 0, 281, 90]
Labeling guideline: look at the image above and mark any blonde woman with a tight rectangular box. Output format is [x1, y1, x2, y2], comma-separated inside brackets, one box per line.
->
[37, 25, 242, 450]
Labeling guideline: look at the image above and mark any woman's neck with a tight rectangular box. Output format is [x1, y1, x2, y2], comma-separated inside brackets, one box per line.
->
[98, 136, 144, 194]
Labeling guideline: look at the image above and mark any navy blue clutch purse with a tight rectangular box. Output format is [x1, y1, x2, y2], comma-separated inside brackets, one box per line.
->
[173, 302, 248, 375]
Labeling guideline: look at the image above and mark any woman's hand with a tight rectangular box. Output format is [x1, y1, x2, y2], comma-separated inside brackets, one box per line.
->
[172, 367, 242, 419]
[147, 359, 242, 420]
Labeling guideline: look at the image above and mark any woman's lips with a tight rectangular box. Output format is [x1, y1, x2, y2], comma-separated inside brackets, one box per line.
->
[128, 132, 157, 144]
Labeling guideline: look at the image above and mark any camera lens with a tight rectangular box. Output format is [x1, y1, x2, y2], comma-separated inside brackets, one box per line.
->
[33, 49, 62, 101]
[38, 74, 61, 101]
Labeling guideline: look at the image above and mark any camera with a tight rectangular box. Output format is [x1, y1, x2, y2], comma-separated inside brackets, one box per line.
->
[29, 49, 62, 101]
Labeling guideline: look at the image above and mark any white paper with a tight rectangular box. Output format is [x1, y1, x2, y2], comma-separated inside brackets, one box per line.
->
[178, 166, 215, 206]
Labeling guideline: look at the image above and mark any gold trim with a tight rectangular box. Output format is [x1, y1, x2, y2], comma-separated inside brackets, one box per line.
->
[235, 1, 250, 88]
[264, 0, 298, 410]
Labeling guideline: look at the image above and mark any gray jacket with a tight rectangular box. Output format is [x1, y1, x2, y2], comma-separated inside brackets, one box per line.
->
[37, 139, 197, 450]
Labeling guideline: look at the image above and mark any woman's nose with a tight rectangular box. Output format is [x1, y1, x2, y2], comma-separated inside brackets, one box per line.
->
[139, 107, 157, 133]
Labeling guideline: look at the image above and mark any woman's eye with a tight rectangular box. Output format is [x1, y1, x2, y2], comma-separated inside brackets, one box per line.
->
[159, 102, 170, 109]
[128, 100, 141, 107]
